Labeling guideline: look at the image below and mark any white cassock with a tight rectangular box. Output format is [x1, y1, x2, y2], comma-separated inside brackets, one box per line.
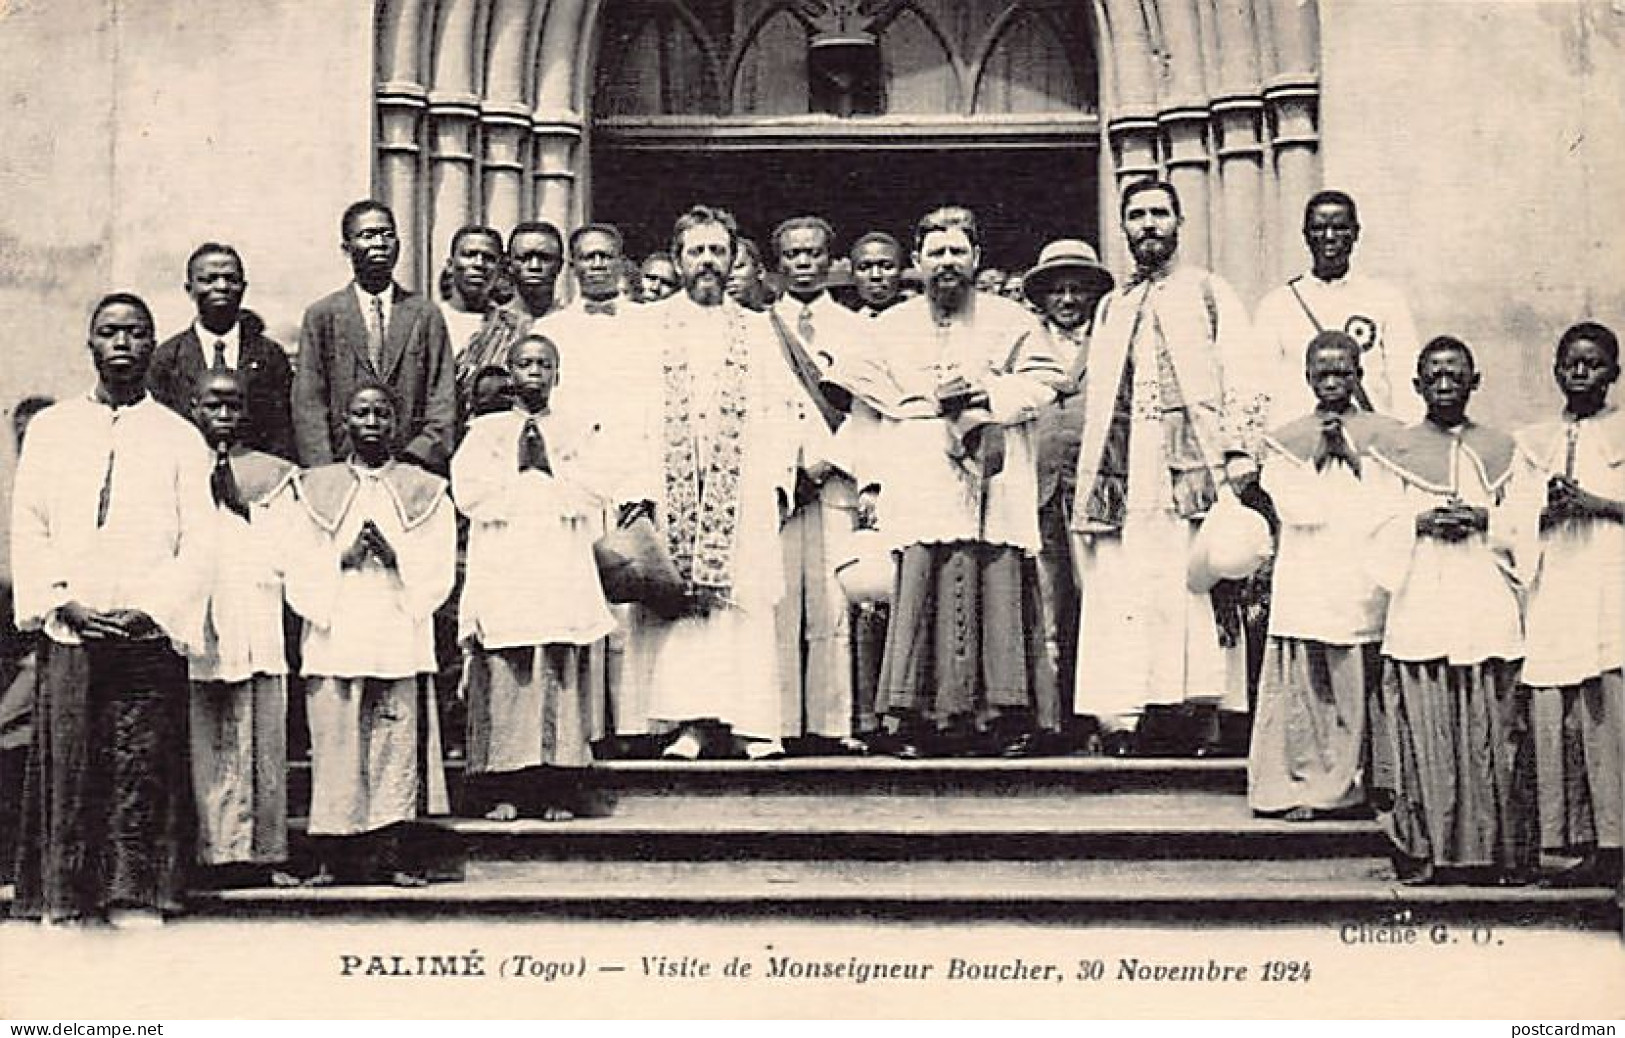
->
[767, 291, 868, 738]
[284, 460, 455, 835]
[535, 295, 655, 735]
[1254, 270, 1422, 427]
[1071, 262, 1265, 728]
[621, 294, 809, 740]
[1512, 406, 1624, 853]
[188, 449, 298, 865]
[452, 406, 624, 771]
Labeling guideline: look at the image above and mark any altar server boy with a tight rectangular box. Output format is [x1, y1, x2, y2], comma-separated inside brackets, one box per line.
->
[1248, 332, 1400, 819]
[1364, 337, 1535, 885]
[1514, 322, 1624, 888]
[188, 370, 299, 885]
[453, 334, 625, 820]
[285, 382, 454, 885]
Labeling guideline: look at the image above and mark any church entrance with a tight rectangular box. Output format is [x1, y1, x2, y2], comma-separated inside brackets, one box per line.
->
[588, 0, 1101, 274]
[593, 142, 1097, 273]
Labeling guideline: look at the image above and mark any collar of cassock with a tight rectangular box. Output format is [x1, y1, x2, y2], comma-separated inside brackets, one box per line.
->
[296, 458, 446, 534]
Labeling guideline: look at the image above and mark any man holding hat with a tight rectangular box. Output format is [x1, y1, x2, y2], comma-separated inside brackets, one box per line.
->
[1071, 179, 1268, 756]
[1024, 239, 1115, 734]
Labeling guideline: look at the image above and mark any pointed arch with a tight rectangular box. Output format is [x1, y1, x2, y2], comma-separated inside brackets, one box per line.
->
[969, 2, 1091, 115]
[881, 2, 965, 114]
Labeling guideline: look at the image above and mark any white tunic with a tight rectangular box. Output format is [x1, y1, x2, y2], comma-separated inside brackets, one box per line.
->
[860, 293, 1059, 555]
[10, 392, 214, 653]
[1254, 271, 1423, 427]
[452, 408, 621, 649]
[1367, 424, 1524, 665]
[1512, 407, 1625, 687]
[621, 295, 806, 738]
[1261, 439, 1389, 646]
[285, 462, 456, 679]
[191, 473, 295, 684]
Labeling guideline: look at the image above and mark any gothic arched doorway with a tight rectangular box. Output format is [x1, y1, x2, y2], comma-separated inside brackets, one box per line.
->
[373, 0, 1321, 301]
[589, 0, 1101, 272]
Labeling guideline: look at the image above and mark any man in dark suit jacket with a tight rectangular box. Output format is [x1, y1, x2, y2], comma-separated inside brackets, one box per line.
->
[292, 200, 455, 472]
[148, 243, 296, 459]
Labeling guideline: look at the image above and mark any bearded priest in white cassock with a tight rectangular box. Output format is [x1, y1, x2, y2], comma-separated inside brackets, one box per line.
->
[1070, 179, 1268, 752]
[838, 206, 1065, 757]
[621, 205, 825, 761]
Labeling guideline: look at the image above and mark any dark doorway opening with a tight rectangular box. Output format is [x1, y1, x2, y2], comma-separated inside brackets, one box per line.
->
[591, 145, 1099, 274]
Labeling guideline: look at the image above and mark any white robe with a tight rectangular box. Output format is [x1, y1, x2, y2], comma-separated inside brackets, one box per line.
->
[10, 393, 215, 654]
[1254, 271, 1423, 427]
[860, 292, 1060, 555]
[452, 408, 620, 649]
[620, 295, 807, 739]
[1512, 407, 1625, 687]
[1070, 266, 1260, 723]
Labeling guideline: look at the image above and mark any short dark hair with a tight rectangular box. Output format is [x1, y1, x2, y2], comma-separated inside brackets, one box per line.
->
[508, 221, 563, 257]
[185, 241, 245, 280]
[1304, 189, 1359, 227]
[569, 223, 624, 259]
[1557, 321, 1620, 367]
[671, 204, 740, 261]
[1120, 178, 1182, 219]
[506, 332, 560, 364]
[449, 223, 504, 257]
[1417, 335, 1476, 375]
[736, 237, 763, 268]
[1304, 330, 1362, 368]
[89, 292, 154, 333]
[347, 378, 401, 415]
[914, 206, 979, 251]
[473, 364, 511, 385]
[642, 252, 677, 271]
[849, 231, 902, 260]
[340, 199, 395, 241]
[772, 215, 835, 259]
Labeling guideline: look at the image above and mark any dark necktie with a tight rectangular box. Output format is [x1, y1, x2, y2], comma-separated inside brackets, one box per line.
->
[367, 296, 386, 372]
[584, 299, 617, 316]
[212, 339, 229, 372]
[797, 305, 816, 347]
[211, 446, 250, 520]
[517, 418, 551, 474]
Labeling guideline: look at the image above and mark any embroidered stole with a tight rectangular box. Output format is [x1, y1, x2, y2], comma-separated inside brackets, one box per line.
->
[661, 308, 750, 595]
[1080, 284, 1219, 531]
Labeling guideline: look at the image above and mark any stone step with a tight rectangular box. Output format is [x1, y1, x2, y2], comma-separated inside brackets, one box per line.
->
[437, 794, 1383, 860]
[194, 856, 1622, 927]
[286, 756, 1250, 816]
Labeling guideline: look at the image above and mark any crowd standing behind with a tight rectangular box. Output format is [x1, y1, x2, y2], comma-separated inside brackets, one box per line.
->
[4, 181, 1621, 924]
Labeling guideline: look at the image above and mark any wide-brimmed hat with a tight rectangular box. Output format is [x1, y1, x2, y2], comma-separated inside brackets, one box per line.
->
[1186, 489, 1274, 594]
[1022, 239, 1115, 305]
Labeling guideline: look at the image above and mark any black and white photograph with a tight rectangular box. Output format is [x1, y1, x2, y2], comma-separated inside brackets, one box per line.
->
[0, 0, 1621, 1022]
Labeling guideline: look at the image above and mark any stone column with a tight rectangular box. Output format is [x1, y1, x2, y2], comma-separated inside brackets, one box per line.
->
[1212, 95, 1267, 302]
[482, 104, 531, 232]
[1266, 76, 1319, 285]
[1161, 106, 1213, 270]
[427, 92, 482, 275]
[531, 115, 583, 232]
[376, 80, 428, 290]
[1103, 116, 1160, 271]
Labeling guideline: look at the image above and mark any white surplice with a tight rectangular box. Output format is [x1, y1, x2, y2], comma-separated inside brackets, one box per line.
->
[620, 294, 807, 740]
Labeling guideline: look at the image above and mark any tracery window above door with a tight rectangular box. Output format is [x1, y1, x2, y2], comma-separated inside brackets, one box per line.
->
[594, 0, 1097, 120]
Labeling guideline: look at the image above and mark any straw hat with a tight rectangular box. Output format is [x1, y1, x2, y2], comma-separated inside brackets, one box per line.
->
[1021, 239, 1115, 305]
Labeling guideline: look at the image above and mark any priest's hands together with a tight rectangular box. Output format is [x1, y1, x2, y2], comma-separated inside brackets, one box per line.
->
[59, 602, 160, 641]
[341, 520, 399, 570]
[1543, 475, 1625, 529]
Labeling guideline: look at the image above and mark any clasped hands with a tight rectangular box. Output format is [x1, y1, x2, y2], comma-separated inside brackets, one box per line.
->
[58, 602, 160, 641]
[1540, 475, 1613, 531]
[1415, 498, 1489, 541]
[935, 376, 989, 417]
[340, 519, 399, 570]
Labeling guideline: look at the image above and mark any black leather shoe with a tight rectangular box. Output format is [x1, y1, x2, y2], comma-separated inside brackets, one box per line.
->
[1101, 731, 1137, 757]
